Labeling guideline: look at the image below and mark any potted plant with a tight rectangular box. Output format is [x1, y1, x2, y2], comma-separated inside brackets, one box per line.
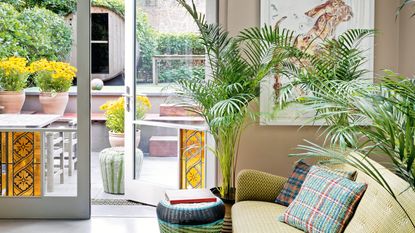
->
[175, 2, 296, 230]
[0, 57, 30, 113]
[29, 59, 77, 115]
[100, 96, 151, 147]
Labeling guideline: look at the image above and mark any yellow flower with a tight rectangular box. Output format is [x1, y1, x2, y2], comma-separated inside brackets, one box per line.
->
[0, 57, 29, 76]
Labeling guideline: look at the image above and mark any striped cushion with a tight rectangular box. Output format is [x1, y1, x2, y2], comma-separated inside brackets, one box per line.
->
[275, 161, 357, 206]
[279, 166, 368, 233]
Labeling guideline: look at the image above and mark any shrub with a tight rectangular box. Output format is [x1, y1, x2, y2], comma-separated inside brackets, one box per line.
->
[157, 33, 205, 55]
[18, 7, 72, 62]
[92, 0, 124, 17]
[0, 4, 72, 62]
[158, 63, 205, 83]
[0, 3, 28, 59]
[2, 0, 77, 15]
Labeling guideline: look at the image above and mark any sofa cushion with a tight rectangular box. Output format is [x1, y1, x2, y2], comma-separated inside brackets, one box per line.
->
[275, 160, 357, 206]
[232, 201, 302, 233]
[279, 166, 367, 233]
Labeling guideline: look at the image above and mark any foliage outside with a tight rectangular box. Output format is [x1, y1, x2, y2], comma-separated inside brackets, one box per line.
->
[0, 57, 29, 92]
[30, 59, 77, 93]
[100, 96, 151, 133]
[0, 3, 72, 62]
[1, 0, 77, 15]
[175, 0, 297, 198]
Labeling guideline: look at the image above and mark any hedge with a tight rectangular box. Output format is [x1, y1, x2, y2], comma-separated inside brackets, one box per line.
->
[0, 3, 72, 62]
[2, 0, 77, 16]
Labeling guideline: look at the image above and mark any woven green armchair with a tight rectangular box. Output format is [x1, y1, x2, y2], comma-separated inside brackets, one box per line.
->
[232, 160, 415, 233]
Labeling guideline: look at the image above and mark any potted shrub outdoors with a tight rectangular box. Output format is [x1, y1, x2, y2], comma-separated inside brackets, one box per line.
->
[0, 57, 30, 113]
[29, 59, 77, 115]
[175, 1, 297, 230]
[100, 96, 151, 147]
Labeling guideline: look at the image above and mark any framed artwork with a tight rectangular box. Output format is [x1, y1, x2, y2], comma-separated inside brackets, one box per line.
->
[260, 0, 375, 125]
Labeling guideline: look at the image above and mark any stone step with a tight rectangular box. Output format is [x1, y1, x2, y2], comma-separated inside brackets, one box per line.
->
[149, 136, 178, 157]
[159, 104, 197, 117]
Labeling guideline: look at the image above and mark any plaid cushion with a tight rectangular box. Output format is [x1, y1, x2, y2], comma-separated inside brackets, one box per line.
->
[279, 166, 367, 233]
[275, 160, 311, 206]
[275, 161, 357, 206]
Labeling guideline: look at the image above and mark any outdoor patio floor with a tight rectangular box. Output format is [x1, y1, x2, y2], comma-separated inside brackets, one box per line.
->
[47, 152, 179, 201]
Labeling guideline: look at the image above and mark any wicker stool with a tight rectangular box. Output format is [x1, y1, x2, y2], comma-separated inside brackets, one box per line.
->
[157, 198, 225, 233]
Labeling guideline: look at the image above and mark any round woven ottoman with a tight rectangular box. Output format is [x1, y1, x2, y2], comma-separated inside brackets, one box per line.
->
[99, 147, 144, 194]
[156, 198, 225, 233]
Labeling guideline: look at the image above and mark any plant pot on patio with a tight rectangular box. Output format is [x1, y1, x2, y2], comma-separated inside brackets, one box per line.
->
[0, 91, 25, 114]
[39, 92, 69, 115]
[108, 130, 141, 148]
[99, 147, 144, 194]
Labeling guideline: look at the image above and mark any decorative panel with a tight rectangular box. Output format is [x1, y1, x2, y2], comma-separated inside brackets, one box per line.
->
[0, 132, 41, 197]
[180, 129, 205, 189]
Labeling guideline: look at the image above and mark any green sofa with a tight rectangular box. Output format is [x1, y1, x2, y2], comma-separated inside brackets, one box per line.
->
[232, 159, 415, 233]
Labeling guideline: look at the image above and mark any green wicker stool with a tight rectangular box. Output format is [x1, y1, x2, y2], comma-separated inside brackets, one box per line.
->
[157, 198, 225, 233]
[99, 147, 143, 194]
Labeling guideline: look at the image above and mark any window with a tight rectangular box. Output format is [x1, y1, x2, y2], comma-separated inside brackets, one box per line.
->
[91, 13, 109, 74]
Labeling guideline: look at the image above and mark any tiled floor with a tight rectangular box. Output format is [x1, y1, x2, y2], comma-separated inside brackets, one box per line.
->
[0, 217, 160, 233]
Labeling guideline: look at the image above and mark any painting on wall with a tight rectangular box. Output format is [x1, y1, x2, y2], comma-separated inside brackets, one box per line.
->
[260, 0, 375, 125]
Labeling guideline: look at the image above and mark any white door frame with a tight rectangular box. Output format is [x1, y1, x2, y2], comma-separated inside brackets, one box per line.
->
[124, 0, 218, 206]
[0, 0, 90, 219]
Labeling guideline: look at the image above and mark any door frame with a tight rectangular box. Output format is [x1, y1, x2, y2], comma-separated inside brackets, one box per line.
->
[124, 0, 218, 206]
[0, 0, 91, 219]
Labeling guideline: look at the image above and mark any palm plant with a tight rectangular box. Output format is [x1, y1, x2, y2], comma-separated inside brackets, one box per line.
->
[174, 0, 297, 198]
[291, 72, 415, 227]
[277, 29, 375, 146]
[398, 0, 415, 17]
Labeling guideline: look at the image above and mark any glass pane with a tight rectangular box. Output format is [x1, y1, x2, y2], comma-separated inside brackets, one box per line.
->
[0, 1, 79, 197]
[91, 13, 109, 41]
[91, 43, 109, 74]
[133, 0, 207, 190]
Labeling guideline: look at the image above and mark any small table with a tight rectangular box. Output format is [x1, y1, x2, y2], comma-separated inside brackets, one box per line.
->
[0, 114, 60, 197]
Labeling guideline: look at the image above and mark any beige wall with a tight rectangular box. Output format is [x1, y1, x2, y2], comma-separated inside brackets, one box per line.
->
[218, 0, 415, 177]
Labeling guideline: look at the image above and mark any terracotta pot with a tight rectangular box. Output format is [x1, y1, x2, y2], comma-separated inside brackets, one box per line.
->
[108, 130, 141, 148]
[39, 92, 69, 115]
[0, 91, 25, 114]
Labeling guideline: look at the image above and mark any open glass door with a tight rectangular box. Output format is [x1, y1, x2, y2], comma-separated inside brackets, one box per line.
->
[125, 0, 217, 205]
[0, 0, 90, 218]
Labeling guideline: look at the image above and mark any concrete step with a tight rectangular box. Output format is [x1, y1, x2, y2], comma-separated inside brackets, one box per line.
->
[149, 136, 178, 157]
[159, 104, 197, 117]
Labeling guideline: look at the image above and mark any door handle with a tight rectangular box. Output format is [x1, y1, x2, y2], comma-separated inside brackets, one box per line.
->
[124, 86, 132, 112]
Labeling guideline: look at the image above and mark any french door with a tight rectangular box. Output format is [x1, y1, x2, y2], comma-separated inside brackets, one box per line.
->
[0, 0, 90, 218]
[124, 0, 218, 206]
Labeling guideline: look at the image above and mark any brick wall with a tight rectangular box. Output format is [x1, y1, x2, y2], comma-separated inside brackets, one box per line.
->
[140, 0, 206, 33]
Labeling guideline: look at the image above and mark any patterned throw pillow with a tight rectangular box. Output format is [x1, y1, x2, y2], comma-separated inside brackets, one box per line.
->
[275, 160, 357, 206]
[279, 166, 368, 233]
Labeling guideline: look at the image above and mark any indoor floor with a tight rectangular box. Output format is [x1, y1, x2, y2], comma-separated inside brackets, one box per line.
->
[0, 218, 160, 233]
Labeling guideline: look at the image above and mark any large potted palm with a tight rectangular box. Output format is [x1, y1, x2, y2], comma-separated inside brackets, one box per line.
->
[274, 29, 415, 227]
[174, 1, 296, 230]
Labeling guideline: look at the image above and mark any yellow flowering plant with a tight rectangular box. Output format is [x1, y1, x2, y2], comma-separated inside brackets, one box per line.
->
[0, 57, 30, 92]
[100, 96, 151, 133]
[29, 59, 77, 93]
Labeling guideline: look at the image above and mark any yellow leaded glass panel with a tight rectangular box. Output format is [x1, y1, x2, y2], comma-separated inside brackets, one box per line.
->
[180, 129, 205, 189]
[0, 132, 41, 197]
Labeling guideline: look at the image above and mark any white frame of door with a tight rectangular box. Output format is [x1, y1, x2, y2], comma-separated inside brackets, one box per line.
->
[124, 0, 218, 206]
[0, 0, 91, 219]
